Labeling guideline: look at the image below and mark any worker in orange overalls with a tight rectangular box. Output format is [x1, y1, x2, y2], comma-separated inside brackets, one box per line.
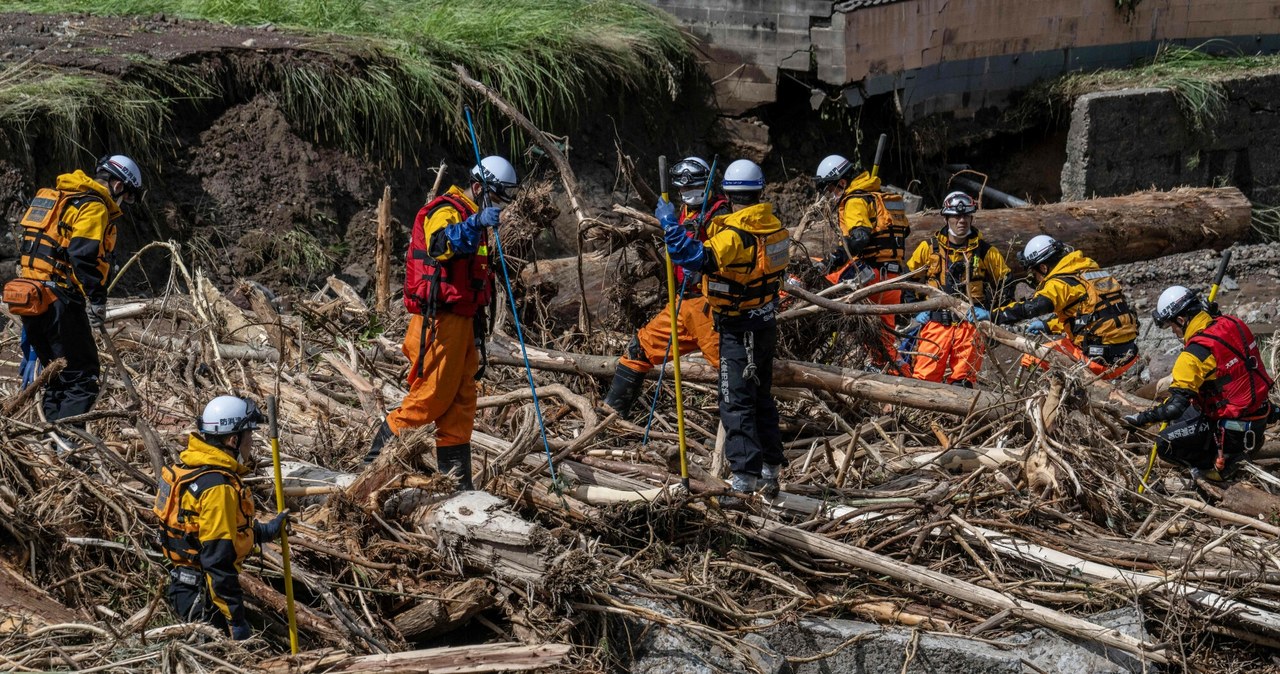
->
[603, 156, 730, 416]
[361, 157, 518, 490]
[813, 155, 911, 374]
[904, 192, 1011, 387]
[993, 235, 1139, 379]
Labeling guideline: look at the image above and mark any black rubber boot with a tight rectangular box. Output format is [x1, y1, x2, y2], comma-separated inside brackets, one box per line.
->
[603, 364, 646, 417]
[436, 443, 475, 491]
[362, 420, 394, 466]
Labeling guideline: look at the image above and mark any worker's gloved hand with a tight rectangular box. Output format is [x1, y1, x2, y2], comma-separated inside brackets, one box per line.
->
[654, 197, 679, 229]
[229, 619, 253, 640]
[87, 302, 107, 330]
[913, 311, 931, 326]
[1026, 318, 1048, 335]
[967, 306, 992, 322]
[1121, 412, 1150, 429]
[254, 509, 290, 544]
[475, 206, 502, 230]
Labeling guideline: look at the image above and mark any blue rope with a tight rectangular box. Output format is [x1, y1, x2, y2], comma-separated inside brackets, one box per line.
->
[641, 274, 688, 446]
[464, 106, 560, 488]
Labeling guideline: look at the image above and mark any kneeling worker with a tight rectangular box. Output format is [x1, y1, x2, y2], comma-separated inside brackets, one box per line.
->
[1124, 286, 1274, 481]
[154, 396, 288, 638]
[993, 235, 1139, 379]
[905, 191, 1011, 387]
[604, 156, 729, 415]
[660, 159, 790, 496]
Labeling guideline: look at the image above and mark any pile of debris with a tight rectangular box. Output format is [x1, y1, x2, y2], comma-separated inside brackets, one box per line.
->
[2, 223, 1280, 674]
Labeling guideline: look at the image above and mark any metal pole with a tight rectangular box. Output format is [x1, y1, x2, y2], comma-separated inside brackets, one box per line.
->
[266, 395, 299, 654]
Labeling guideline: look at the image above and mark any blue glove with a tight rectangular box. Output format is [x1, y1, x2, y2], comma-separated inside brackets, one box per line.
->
[968, 306, 991, 322]
[655, 198, 678, 228]
[230, 619, 252, 640]
[913, 311, 930, 325]
[476, 206, 502, 229]
[1027, 319, 1048, 335]
[253, 509, 290, 544]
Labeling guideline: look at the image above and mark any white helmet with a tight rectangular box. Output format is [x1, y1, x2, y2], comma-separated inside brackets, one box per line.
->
[470, 156, 519, 200]
[1018, 234, 1066, 269]
[940, 191, 976, 217]
[670, 156, 712, 206]
[96, 154, 143, 197]
[814, 154, 855, 186]
[1153, 285, 1202, 327]
[198, 396, 263, 435]
[722, 159, 764, 194]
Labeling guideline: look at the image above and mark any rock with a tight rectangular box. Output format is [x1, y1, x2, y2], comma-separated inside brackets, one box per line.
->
[765, 617, 1022, 674]
[1009, 607, 1156, 674]
[623, 591, 786, 674]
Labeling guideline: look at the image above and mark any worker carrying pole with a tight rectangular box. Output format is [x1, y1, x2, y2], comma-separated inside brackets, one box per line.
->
[658, 156, 692, 490]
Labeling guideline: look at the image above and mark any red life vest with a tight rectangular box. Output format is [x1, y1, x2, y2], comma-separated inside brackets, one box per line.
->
[1187, 315, 1274, 420]
[673, 197, 729, 289]
[403, 193, 493, 318]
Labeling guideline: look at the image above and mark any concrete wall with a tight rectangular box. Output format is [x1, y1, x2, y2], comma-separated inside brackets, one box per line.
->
[1060, 72, 1280, 205]
[648, 0, 1280, 118]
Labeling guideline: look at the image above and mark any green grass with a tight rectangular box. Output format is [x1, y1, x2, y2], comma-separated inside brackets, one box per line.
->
[0, 61, 173, 166]
[1036, 41, 1280, 130]
[0, 0, 696, 160]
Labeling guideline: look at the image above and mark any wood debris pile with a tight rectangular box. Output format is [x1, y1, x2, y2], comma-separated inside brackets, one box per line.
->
[1, 232, 1280, 673]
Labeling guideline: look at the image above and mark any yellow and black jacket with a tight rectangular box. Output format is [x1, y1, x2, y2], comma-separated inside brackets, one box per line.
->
[18, 170, 122, 304]
[823, 172, 910, 271]
[906, 228, 1011, 307]
[156, 436, 258, 624]
[699, 203, 790, 327]
[994, 250, 1137, 346]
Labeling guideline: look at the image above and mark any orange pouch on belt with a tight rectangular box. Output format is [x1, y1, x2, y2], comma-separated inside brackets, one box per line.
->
[3, 278, 55, 316]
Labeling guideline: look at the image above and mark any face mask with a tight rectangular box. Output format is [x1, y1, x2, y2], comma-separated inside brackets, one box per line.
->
[679, 189, 705, 207]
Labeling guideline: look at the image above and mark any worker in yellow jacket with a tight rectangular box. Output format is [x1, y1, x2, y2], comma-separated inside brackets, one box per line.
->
[904, 192, 1011, 386]
[10, 155, 143, 421]
[661, 159, 791, 498]
[993, 235, 1139, 379]
[813, 155, 911, 373]
[154, 396, 287, 639]
[604, 157, 729, 416]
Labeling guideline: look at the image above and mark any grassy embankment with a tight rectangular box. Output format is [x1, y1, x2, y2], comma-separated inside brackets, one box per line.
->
[0, 0, 695, 163]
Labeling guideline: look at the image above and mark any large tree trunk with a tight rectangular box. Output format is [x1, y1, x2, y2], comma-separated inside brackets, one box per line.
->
[905, 186, 1250, 267]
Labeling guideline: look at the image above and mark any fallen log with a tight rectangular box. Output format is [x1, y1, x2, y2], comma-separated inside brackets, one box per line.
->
[412, 491, 553, 585]
[259, 642, 572, 674]
[487, 333, 1018, 420]
[393, 578, 496, 640]
[904, 186, 1249, 268]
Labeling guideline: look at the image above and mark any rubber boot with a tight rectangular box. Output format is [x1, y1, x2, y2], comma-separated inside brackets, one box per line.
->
[603, 364, 646, 417]
[436, 443, 475, 491]
[362, 420, 394, 466]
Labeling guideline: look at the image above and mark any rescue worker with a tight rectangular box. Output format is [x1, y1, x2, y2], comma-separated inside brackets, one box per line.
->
[813, 154, 911, 373]
[9, 155, 142, 421]
[603, 156, 730, 416]
[362, 157, 516, 491]
[905, 192, 1011, 387]
[992, 235, 1139, 379]
[154, 396, 288, 639]
[1124, 286, 1274, 481]
[660, 159, 790, 497]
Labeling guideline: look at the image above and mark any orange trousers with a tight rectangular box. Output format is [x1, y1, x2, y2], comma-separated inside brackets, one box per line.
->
[619, 295, 720, 374]
[387, 312, 479, 445]
[1019, 337, 1138, 380]
[861, 268, 904, 373]
[911, 320, 983, 385]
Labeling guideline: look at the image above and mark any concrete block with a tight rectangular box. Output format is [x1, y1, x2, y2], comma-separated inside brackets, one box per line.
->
[767, 618, 1023, 674]
[1009, 607, 1154, 674]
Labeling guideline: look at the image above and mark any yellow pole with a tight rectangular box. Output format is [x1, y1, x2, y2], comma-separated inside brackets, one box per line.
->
[266, 395, 299, 654]
[658, 156, 691, 489]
